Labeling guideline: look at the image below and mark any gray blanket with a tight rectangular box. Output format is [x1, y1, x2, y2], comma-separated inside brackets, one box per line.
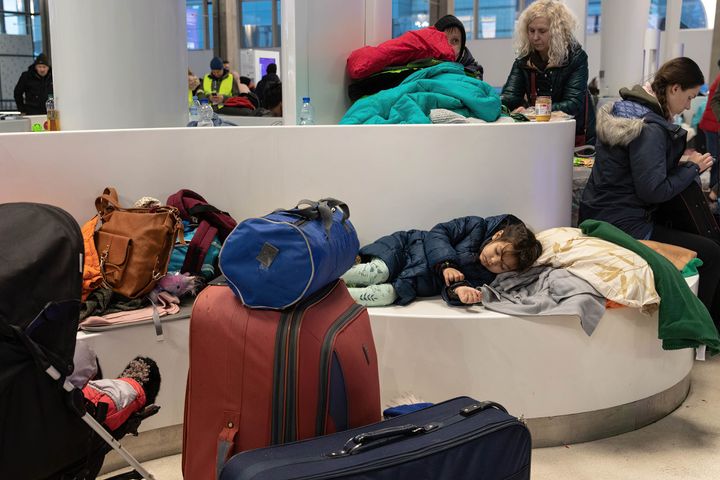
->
[481, 266, 606, 336]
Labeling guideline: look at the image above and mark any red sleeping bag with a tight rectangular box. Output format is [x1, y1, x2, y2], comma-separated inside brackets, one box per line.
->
[347, 26, 455, 80]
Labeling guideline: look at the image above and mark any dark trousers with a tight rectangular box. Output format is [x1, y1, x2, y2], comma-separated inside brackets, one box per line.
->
[650, 224, 720, 326]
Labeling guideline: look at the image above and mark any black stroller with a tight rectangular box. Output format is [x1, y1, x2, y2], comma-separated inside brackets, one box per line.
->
[0, 203, 157, 480]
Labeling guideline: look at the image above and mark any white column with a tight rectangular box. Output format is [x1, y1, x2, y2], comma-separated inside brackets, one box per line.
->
[222, 0, 241, 74]
[365, 0, 392, 46]
[562, 0, 587, 48]
[599, 0, 651, 98]
[282, 0, 370, 125]
[48, 0, 187, 131]
[281, 0, 299, 125]
[662, 0, 684, 62]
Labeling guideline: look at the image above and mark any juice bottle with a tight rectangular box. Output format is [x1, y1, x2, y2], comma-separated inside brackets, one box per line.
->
[535, 96, 552, 122]
[46, 94, 61, 131]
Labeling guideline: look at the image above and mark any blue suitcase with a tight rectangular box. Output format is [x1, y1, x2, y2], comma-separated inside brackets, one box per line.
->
[219, 396, 531, 480]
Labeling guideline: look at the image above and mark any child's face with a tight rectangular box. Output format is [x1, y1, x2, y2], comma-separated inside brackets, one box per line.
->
[444, 27, 462, 58]
[478, 234, 519, 274]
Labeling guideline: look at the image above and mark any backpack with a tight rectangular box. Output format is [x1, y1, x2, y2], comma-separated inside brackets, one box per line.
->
[166, 189, 237, 277]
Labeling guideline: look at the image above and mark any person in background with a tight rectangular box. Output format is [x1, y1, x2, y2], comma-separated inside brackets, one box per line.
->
[255, 63, 280, 108]
[240, 76, 256, 92]
[434, 14, 484, 79]
[588, 77, 600, 108]
[13, 53, 53, 115]
[187, 69, 203, 107]
[699, 58, 720, 201]
[579, 57, 720, 328]
[223, 58, 245, 94]
[501, 0, 595, 146]
[201, 56, 240, 112]
[261, 81, 283, 117]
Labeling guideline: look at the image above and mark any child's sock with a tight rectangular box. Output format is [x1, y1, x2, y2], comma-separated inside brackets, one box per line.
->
[341, 258, 390, 287]
[348, 283, 397, 307]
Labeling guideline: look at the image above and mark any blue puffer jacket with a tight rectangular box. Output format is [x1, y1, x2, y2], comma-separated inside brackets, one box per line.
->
[579, 85, 698, 239]
[360, 214, 519, 305]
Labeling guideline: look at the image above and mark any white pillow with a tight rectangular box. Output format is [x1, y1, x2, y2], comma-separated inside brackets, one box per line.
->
[534, 227, 660, 309]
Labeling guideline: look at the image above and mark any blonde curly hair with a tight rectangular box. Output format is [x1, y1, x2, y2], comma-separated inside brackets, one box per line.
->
[514, 0, 578, 67]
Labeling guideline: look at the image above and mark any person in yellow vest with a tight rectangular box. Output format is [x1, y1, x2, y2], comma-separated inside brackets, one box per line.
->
[188, 69, 203, 107]
[201, 56, 240, 111]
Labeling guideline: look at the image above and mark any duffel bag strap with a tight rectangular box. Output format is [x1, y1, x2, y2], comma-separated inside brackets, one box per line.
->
[293, 198, 350, 234]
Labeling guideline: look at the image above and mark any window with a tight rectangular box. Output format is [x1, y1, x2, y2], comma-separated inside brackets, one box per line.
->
[476, 0, 516, 39]
[650, 0, 710, 30]
[0, 0, 30, 36]
[3, 0, 23, 12]
[392, 0, 429, 38]
[587, 0, 601, 34]
[241, 0, 280, 48]
[454, 0, 474, 39]
[186, 0, 215, 50]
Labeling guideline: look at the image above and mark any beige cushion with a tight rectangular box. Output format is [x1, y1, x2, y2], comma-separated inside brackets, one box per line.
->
[534, 227, 660, 309]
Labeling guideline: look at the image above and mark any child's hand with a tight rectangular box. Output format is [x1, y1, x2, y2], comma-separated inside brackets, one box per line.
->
[455, 286, 482, 304]
[443, 267, 465, 286]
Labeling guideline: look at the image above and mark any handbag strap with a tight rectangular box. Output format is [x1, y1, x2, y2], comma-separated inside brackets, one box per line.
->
[529, 71, 537, 107]
[95, 187, 123, 217]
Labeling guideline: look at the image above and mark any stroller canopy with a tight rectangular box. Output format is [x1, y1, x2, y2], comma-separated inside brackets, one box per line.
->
[0, 203, 87, 479]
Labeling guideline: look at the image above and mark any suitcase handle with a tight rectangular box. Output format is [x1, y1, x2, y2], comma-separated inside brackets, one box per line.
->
[329, 401, 508, 457]
[330, 423, 438, 457]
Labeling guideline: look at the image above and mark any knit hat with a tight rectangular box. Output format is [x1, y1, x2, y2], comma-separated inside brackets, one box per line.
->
[210, 56, 224, 70]
[34, 53, 49, 67]
[120, 356, 161, 405]
[434, 15, 466, 56]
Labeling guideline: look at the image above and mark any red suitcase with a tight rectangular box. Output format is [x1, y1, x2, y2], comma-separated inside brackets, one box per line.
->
[182, 280, 381, 480]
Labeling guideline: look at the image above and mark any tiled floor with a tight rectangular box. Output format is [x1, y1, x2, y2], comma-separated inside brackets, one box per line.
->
[103, 355, 720, 479]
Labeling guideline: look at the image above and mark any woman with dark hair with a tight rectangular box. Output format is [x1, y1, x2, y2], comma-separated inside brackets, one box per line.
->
[580, 57, 720, 326]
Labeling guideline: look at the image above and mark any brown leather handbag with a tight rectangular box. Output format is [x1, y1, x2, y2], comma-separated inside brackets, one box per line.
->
[94, 187, 183, 299]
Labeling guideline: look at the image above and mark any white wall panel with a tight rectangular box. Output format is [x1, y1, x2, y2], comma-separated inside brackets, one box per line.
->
[48, 0, 187, 130]
[0, 121, 574, 243]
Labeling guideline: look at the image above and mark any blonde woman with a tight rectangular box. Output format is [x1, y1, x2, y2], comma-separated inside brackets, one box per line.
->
[501, 0, 595, 145]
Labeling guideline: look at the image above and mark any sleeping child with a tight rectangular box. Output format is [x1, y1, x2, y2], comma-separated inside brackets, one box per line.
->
[342, 214, 542, 307]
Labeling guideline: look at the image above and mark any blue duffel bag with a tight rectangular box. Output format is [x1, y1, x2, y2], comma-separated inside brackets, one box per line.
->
[219, 198, 360, 309]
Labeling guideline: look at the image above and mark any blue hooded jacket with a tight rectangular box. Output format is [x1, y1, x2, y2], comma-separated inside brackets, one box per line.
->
[579, 85, 698, 239]
[360, 214, 520, 305]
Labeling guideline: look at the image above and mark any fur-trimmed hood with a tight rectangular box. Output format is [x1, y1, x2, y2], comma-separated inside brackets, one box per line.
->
[596, 103, 645, 147]
[597, 84, 681, 148]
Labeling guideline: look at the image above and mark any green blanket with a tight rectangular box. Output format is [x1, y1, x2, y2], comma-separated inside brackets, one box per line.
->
[580, 219, 720, 355]
[340, 62, 500, 125]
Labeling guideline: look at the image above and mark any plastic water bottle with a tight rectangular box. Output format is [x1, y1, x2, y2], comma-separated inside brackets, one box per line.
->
[45, 94, 60, 131]
[298, 97, 315, 125]
[197, 98, 214, 127]
[189, 95, 201, 123]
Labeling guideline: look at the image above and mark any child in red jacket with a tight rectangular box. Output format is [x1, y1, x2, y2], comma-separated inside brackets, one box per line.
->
[82, 356, 161, 431]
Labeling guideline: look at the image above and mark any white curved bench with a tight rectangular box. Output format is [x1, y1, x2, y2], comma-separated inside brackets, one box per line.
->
[83, 274, 700, 473]
[368, 275, 699, 447]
